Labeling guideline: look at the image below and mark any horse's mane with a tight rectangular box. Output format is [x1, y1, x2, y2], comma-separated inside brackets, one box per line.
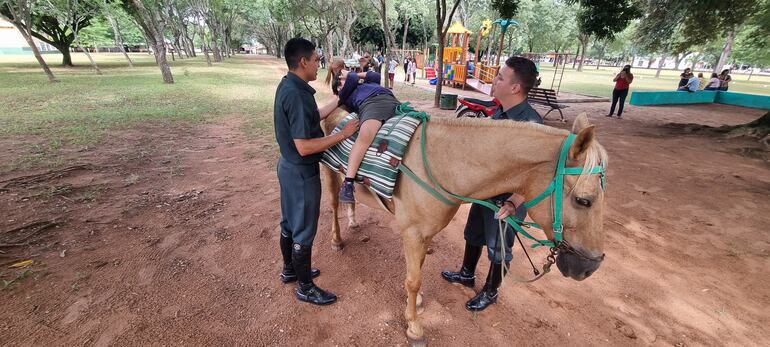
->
[428, 116, 569, 136]
[576, 139, 608, 189]
[429, 116, 607, 188]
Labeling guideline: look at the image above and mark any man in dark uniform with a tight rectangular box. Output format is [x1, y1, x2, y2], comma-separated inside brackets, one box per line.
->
[274, 38, 359, 305]
[441, 56, 543, 311]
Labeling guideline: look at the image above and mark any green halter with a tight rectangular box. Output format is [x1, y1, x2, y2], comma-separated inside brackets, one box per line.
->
[396, 104, 606, 248]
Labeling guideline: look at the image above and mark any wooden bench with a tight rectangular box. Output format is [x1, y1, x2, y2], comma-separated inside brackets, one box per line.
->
[528, 87, 567, 122]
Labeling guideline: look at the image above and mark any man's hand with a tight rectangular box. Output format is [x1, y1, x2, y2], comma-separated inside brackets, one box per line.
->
[340, 119, 359, 137]
[496, 201, 517, 220]
[496, 194, 526, 220]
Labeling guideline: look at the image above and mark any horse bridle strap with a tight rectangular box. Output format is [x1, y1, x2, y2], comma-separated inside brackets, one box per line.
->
[396, 107, 606, 249]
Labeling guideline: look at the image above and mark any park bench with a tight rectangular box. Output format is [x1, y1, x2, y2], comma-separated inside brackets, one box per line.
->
[528, 87, 567, 122]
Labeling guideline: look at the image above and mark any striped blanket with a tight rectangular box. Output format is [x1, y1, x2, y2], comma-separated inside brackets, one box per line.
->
[321, 110, 423, 199]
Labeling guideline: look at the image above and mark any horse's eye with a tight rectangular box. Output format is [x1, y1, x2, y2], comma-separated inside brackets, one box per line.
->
[575, 197, 592, 208]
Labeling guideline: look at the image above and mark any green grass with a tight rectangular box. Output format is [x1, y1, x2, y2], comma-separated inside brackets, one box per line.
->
[536, 65, 770, 98]
[1, 53, 281, 145]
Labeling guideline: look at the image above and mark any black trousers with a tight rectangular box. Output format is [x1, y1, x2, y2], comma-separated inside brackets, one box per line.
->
[609, 88, 629, 116]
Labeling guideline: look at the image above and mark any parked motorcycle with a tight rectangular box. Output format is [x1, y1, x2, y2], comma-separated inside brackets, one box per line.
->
[454, 97, 500, 118]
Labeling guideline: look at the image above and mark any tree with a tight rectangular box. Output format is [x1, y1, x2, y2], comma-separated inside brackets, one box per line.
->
[371, 0, 397, 52]
[633, 0, 687, 77]
[1, 0, 57, 81]
[38, 0, 104, 74]
[123, 0, 174, 83]
[433, 0, 461, 108]
[101, 0, 135, 66]
[569, 0, 641, 71]
[1, 0, 96, 66]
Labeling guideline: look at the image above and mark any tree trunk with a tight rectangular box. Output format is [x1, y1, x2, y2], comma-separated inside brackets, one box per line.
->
[58, 46, 74, 66]
[646, 56, 654, 69]
[655, 53, 666, 78]
[199, 26, 212, 67]
[577, 36, 588, 72]
[210, 34, 222, 62]
[572, 42, 580, 69]
[129, 0, 172, 83]
[153, 41, 173, 83]
[713, 29, 735, 74]
[596, 42, 607, 70]
[377, 0, 395, 51]
[325, 34, 333, 65]
[11, 19, 57, 82]
[748, 68, 754, 81]
[106, 14, 133, 67]
[74, 35, 102, 75]
[401, 16, 410, 50]
[435, 33, 445, 108]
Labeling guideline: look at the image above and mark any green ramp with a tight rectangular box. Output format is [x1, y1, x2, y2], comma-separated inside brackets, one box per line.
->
[715, 91, 770, 110]
[629, 90, 717, 106]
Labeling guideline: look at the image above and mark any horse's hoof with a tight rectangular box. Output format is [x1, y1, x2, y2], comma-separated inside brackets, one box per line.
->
[348, 223, 360, 232]
[331, 242, 344, 251]
[406, 334, 427, 347]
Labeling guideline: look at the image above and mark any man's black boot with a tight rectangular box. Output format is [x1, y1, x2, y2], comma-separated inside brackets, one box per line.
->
[441, 243, 482, 288]
[279, 235, 319, 283]
[292, 243, 337, 305]
[466, 262, 506, 311]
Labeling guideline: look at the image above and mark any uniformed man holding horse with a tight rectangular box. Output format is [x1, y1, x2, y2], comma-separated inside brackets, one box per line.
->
[441, 57, 543, 311]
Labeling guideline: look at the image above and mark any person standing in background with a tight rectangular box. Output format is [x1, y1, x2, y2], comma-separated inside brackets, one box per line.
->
[607, 65, 634, 119]
[408, 58, 417, 85]
[388, 56, 398, 89]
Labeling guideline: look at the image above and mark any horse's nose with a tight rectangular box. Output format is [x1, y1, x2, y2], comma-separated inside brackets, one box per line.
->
[556, 252, 602, 281]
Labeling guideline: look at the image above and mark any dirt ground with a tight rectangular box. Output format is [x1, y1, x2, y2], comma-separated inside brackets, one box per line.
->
[1, 67, 769, 346]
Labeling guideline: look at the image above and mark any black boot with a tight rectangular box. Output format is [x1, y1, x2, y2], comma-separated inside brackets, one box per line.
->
[292, 243, 337, 305]
[466, 262, 506, 311]
[279, 234, 319, 283]
[441, 243, 482, 288]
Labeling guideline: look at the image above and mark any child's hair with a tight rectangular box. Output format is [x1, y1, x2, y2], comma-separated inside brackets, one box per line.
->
[325, 59, 345, 85]
[331, 71, 342, 95]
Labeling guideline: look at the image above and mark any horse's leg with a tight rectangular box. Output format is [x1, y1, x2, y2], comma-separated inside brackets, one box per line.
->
[322, 166, 344, 251]
[403, 228, 429, 346]
[346, 203, 359, 232]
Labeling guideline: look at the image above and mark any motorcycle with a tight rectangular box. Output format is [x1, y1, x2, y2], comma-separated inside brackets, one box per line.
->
[454, 97, 500, 118]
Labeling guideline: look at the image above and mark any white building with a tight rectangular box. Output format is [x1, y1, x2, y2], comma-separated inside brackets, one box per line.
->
[0, 18, 58, 55]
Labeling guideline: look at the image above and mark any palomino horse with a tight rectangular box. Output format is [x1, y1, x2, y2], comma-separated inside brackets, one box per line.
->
[321, 109, 608, 345]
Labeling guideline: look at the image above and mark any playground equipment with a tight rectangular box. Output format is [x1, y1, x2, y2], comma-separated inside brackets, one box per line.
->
[441, 21, 472, 89]
[466, 18, 519, 95]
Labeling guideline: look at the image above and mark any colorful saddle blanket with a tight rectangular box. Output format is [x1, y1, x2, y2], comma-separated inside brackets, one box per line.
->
[321, 106, 423, 199]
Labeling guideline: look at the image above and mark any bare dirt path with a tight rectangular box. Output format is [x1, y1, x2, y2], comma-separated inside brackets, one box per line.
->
[1, 60, 769, 346]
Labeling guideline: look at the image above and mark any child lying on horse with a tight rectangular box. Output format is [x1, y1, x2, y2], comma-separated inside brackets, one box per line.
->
[325, 59, 401, 203]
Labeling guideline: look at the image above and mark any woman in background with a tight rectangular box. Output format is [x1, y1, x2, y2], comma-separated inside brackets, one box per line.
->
[607, 65, 634, 119]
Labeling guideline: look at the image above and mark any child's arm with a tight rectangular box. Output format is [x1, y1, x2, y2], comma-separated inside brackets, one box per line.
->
[363, 71, 382, 84]
[337, 72, 359, 105]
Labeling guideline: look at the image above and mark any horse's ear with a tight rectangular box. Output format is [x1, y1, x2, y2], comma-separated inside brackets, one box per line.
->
[570, 125, 595, 160]
[572, 112, 591, 134]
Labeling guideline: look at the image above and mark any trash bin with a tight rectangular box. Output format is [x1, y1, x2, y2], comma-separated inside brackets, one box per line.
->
[440, 93, 458, 110]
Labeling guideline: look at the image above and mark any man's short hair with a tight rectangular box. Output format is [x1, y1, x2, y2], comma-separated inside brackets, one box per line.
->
[284, 38, 315, 70]
[505, 56, 538, 93]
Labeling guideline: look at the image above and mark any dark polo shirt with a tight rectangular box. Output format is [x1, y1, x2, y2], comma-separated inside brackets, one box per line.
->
[492, 99, 543, 124]
[273, 72, 325, 165]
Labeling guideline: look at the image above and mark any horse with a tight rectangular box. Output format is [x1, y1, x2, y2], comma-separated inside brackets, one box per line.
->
[320, 109, 608, 345]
